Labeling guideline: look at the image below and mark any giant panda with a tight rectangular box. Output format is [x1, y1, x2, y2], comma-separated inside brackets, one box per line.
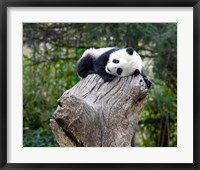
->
[77, 47, 151, 88]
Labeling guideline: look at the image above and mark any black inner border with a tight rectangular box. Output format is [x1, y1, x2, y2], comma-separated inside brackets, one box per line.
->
[0, 0, 199, 169]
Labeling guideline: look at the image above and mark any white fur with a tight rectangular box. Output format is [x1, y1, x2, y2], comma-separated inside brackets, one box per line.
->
[80, 47, 115, 59]
[105, 49, 143, 77]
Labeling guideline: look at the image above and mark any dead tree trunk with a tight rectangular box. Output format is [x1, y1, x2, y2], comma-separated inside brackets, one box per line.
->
[50, 74, 149, 147]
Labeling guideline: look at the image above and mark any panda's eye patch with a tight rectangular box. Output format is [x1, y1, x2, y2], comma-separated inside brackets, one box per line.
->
[113, 59, 119, 64]
[117, 68, 123, 75]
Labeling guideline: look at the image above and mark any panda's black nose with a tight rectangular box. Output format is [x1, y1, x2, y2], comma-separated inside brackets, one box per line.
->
[126, 47, 134, 55]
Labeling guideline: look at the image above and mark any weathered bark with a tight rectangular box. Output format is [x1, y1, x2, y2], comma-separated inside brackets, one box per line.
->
[50, 74, 149, 147]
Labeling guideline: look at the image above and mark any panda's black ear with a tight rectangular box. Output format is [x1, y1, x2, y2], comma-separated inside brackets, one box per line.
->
[126, 47, 134, 55]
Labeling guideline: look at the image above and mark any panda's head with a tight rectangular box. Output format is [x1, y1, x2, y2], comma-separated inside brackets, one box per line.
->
[105, 47, 143, 77]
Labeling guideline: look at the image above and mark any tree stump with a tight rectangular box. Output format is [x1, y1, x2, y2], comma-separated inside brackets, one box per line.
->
[50, 74, 149, 147]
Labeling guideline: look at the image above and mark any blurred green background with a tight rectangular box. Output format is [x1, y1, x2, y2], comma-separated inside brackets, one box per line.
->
[23, 23, 177, 147]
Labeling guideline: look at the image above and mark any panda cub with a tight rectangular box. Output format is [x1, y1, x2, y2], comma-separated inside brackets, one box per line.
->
[77, 47, 151, 88]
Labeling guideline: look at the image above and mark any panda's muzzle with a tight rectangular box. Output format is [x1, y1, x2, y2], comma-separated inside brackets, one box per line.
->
[107, 67, 111, 72]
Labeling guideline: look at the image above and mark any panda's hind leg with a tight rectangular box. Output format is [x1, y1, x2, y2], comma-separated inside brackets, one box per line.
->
[133, 69, 152, 89]
[77, 54, 94, 78]
[141, 69, 152, 89]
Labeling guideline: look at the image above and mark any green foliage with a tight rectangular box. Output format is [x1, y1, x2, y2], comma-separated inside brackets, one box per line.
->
[23, 126, 58, 147]
[136, 79, 177, 147]
[23, 23, 177, 147]
[23, 53, 79, 146]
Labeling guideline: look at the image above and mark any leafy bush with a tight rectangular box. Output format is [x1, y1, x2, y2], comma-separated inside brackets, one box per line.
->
[23, 126, 58, 147]
[135, 79, 177, 147]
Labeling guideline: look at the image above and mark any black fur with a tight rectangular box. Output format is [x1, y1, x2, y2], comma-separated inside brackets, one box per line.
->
[126, 47, 134, 55]
[77, 48, 119, 82]
[77, 54, 94, 78]
[113, 59, 119, 63]
[141, 69, 152, 88]
[133, 69, 140, 76]
[133, 68, 152, 88]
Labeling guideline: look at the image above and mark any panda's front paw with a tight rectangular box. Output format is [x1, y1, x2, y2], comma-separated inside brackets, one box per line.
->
[102, 75, 115, 82]
[133, 69, 140, 77]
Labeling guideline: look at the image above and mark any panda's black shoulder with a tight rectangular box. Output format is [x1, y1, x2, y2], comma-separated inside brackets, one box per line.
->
[94, 48, 120, 65]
